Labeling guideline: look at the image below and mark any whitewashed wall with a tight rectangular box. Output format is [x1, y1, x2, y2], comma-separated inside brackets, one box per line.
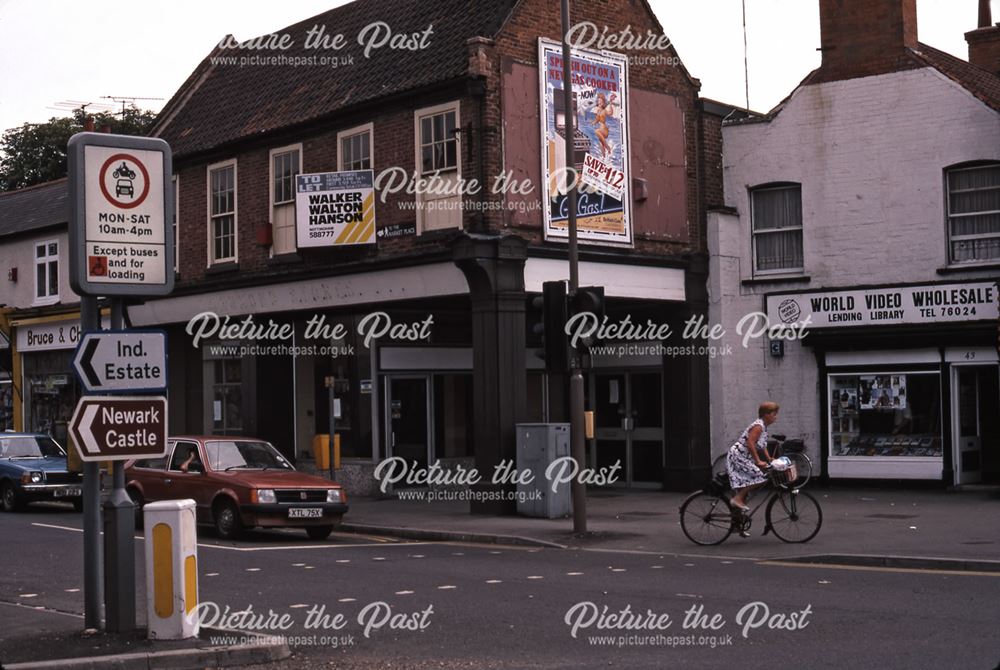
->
[709, 66, 1000, 467]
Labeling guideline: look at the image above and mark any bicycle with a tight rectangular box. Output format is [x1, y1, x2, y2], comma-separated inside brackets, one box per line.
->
[680, 437, 822, 545]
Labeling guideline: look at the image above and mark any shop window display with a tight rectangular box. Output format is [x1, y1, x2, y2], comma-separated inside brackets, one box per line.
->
[829, 372, 941, 457]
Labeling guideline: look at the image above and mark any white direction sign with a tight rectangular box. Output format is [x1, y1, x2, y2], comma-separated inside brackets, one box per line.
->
[69, 396, 168, 462]
[73, 331, 167, 393]
[68, 132, 174, 296]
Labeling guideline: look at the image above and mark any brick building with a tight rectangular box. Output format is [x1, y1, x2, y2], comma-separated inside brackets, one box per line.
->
[709, 0, 1000, 484]
[123, 0, 736, 502]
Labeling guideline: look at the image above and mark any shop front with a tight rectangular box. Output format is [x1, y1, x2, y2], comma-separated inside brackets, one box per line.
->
[767, 281, 1000, 484]
[10, 314, 89, 441]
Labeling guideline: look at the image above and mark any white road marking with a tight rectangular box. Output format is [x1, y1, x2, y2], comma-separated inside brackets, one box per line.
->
[373, 557, 386, 561]
[290, 604, 309, 609]
[684, 563, 695, 567]
[19, 594, 38, 598]
[527, 576, 544, 580]
[292, 563, 306, 567]
[451, 552, 465, 556]
[64, 588, 80, 593]
[489, 551, 502, 555]
[336, 559, 350, 564]
[611, 568, 626, 572]
[339, 598, 356, 603]
[245, 568, 261, 572]
[675, 593, 703, 599]
[411, 555, 425, 559]
[486, 580, 502, 584]
[437, 585, 457, 590]
[650, 566, 664, 569]
[304, 566, 315, 570]
[566, 572, 584, 576]
[28, 523, 431, 553]
[205, 573, 219, 577]
[395, 590, 414, 595]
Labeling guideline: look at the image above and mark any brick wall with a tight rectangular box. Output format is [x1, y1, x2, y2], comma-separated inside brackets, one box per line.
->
[172, 0, 712, 289]
[813, 0, 922, 84]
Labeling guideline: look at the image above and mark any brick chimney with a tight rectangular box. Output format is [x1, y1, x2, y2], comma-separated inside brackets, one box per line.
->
[816, 0, 919, 82]
[966, 0, 1000, 76]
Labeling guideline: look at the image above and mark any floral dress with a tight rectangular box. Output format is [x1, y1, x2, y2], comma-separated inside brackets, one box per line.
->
[727, 418, 769, 489]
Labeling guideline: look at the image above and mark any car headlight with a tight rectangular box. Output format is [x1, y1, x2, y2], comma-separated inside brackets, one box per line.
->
[257, 489, 276, 504]
[22, 471, 43, 484]
[327, 489, 341, 503]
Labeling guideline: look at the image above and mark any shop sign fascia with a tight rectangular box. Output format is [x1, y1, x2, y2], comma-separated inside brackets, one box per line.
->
[767, 281, 999, 330]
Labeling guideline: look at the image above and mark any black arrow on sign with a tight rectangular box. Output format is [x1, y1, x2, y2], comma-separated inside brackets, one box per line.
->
[79, 338, 102, 388]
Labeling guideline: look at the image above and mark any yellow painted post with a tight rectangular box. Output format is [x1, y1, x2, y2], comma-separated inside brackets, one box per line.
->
[144, 499, 199, 639]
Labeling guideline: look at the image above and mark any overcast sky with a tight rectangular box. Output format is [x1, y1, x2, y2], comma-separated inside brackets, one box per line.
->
[0, 0, 989, 134]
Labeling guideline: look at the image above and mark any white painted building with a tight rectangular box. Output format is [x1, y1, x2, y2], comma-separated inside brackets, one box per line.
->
[708, 0, 1000, 484]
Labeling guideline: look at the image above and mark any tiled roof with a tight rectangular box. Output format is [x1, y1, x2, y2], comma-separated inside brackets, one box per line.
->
[726, 42, 1000, 127]
[155, 0, 520, 158]
[0, 178, 68, 238]
[910, 42, 1000, 114]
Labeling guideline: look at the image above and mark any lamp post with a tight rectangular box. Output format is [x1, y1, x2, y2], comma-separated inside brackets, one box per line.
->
[560, 0, 587, 534]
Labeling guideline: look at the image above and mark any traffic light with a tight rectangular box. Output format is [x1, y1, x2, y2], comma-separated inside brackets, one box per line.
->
[531, 280, 569, 373]
[570, 285, 605, 350]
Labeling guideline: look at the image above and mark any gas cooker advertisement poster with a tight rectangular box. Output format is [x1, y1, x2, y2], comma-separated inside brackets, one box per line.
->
[538, 38, 632, 246]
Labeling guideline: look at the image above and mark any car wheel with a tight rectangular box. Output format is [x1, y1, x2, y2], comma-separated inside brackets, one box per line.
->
[1, 482, 23, 512]
[213, 499, 243, 540]
[305, 525, 334, 541]
[127, 488, 144, 529]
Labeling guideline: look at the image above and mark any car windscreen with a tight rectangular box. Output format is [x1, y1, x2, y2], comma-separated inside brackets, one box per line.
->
[0, 436, 66, 458]
[204, 441, 293, 471]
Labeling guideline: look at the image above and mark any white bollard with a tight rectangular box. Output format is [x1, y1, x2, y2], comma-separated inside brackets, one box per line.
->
[144, 499, 199, 639]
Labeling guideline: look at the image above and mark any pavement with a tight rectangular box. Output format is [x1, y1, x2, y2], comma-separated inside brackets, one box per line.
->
[2, 482, 997, 669]
[340, 482, 1000, 568]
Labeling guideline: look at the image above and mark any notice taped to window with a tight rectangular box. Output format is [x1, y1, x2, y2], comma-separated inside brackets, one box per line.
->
[296, 170, 376, 248]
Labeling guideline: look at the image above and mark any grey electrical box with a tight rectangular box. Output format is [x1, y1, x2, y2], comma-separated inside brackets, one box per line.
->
[516, 423, 571, 518]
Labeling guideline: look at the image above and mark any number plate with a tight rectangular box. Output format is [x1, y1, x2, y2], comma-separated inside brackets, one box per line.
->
[55, 488, 82, 498]
[288, 508, 322, 518]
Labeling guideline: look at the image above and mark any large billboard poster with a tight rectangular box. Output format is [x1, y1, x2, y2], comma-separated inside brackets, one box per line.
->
[538, 38, 632, 246]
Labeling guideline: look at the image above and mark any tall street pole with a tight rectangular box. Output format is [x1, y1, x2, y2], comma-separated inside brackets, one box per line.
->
[561, 0, 587, 533]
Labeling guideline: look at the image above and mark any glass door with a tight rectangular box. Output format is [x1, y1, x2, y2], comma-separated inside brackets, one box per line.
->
[591, 371, 664, 487]
[953, 365, 999, 485]
[385, 376, 431, 475]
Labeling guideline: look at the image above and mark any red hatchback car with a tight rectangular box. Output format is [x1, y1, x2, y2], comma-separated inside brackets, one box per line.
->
[125, 436, 348, 540]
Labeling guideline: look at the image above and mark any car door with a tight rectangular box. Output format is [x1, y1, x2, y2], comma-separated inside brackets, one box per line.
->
[129, 449, 172, 502]
[164, 440, 214, 519]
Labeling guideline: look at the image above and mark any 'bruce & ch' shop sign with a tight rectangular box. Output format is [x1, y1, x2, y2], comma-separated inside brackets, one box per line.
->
[766, 281, 998, 329]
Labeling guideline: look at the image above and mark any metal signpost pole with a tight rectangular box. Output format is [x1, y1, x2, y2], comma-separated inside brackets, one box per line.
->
[80, 296, 103, 630]
[561, 0, 587, 533]
[68, 131, 174, 634]
[103, 298, 136, 632]
[328, 376, 336, 480]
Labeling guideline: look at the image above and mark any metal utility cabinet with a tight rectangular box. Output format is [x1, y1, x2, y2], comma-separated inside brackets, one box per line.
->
[515, 423, 571, 518]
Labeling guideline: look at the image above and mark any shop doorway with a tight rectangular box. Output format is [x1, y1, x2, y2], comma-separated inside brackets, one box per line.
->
[952, 365, 1000, 485]
[385, 375, 431, 473]
[590, 371, 664, 487]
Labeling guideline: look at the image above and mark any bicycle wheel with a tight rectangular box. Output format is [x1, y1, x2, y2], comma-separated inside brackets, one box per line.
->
[680, 492, 734, 546]
[766, 489, 822, 543]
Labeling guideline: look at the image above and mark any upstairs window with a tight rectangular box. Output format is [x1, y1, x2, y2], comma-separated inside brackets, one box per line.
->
[272, 149, 299, 205]
[337, 124, 372, 171]
[34, 240, 58, 304]
[948, 163, 1000, 264]
[751, 184, 803, 274]
[208, 161, 237, 264]
[418, 108, 457, 174]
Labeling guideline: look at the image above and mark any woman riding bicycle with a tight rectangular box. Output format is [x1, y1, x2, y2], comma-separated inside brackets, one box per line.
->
[727, 401, 780, 513]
